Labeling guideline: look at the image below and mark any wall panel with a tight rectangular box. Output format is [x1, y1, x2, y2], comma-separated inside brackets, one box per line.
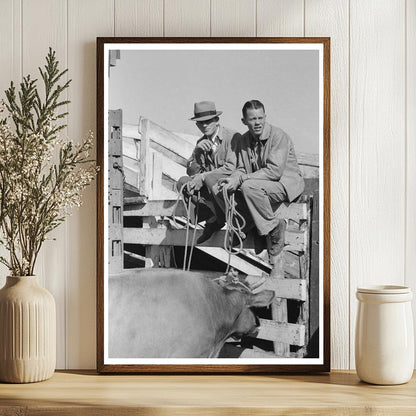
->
[164, 0, 210, 37]
[349, 0, 406, 368]
[257, 0, 304, 36]
[0, 0, 414, 370]
[305, 0, 350, 369]
[115, 0, 163, 37]
[211, 0, 255, 37]
[406, 0, 416, 364]
[67, 0, 114, 370]
[22, 0, 68, 369]
[0, 0, 21, 99]
[0, 0, 21, 288]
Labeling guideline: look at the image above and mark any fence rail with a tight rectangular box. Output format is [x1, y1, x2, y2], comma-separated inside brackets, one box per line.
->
[109, 113, 319, 358]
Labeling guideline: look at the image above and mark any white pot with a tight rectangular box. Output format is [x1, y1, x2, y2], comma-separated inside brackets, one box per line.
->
[355, 285, 414, 385]
[0, 276, 56, 383]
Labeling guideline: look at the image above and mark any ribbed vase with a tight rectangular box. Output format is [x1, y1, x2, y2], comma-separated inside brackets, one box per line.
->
[0, 276, 56, 383]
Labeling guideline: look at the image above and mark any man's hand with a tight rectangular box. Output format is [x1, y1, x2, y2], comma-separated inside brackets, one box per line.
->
[187, 174, 204, 193]
[195, 139, 213, 153]
[218, 176, 240, 194]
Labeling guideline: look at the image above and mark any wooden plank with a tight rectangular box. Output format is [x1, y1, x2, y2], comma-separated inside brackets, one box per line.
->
[257, 0, 304, 37]
[305, 0, 350, 371]
[123, 123, 141, 140]
[0, 0, 21, 100]
[67, 0, 114, 370]
[196, 247, 265, 276]
[124, 250, 153, 268]
[254, 319, 305, 346]
[124, 200, 308, 220]
[22, 0, 67, 370]
[297, 207, 311, 358]
[406, 0, 416, 366]
[211, 0, 256, 37]
[150, 140, 188, 168]
[297, 152, 319, 168]
[284, 251, 301, 278]
[269, 250, 290, 357]
[124, 165, 140, 190]
[2, 371, 416, 412]
[108, 110, 124, 275]
[299, 165, 319, 179]
[115, 0, 163, 37]
[145, 246, 171, 268]
[138, 118, 151, 197]
[145, 119, 195, 161]
[0, 0, 21, 289]
[150, 151, 163, 199]
[123, 227, 306, 251]
[123, 136, 140, 161]
[151, 150, 187, 182]
[164, 0, 210, 36]
[240, 348, 278, 358]
[252, 278, 307, 301]
[349, 0, 406, 369]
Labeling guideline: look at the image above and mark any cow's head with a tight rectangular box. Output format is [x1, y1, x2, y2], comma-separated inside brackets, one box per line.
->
[229, 289, 275, 338]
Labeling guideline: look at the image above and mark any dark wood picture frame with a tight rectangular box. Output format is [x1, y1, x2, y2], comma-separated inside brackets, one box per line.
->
[97, 37, 330, 373]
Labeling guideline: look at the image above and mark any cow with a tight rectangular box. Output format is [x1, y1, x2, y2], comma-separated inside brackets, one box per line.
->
[108, 268, 275, 358]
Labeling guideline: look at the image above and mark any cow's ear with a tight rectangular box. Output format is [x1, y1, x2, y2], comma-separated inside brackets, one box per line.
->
[248, 290, 275, 307]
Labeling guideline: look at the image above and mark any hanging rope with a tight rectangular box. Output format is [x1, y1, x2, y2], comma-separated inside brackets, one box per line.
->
[221, 186, 246, 274]
[186, 193, 200, 271]
[172, 182, 199, 271]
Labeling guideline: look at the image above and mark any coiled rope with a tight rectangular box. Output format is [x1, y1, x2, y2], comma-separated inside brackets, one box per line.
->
[172, 180, 248, 289]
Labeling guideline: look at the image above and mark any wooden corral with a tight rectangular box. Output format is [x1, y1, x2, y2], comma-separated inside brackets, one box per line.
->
[108, 111, 320, 358]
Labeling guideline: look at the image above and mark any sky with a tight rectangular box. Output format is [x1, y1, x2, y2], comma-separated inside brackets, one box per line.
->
[109, 48, 319, 155]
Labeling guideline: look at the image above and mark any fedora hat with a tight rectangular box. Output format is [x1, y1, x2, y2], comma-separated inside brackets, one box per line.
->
[189, 101, 223, 121]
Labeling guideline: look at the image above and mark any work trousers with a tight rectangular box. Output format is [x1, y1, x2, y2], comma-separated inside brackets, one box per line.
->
[176, 170, 228, 224]
[210, 178, 287, 236]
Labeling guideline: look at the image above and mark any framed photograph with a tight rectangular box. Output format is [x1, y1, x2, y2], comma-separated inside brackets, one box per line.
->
[97, 37, 330, 373]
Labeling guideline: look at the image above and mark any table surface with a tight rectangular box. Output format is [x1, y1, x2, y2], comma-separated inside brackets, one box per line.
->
[0, 370, 415, 415]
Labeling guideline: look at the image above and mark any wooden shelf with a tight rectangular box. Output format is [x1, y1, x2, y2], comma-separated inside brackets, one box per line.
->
[0, 370, 415, 415]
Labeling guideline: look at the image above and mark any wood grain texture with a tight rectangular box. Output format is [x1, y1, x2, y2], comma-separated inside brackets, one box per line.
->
[257, 0, 304, 36]
[0, 0, 413, 371]
[67, 0, 113, 370]
[115, 0, 163, 37]
[0, 0, 21, 98]
[349, 0, 406, 369]
[0, 0, 21, 289]
[22, 0, 68, 369]
[0, 371, 415, 415]
[406, 0, 416, 365]
[164, 0, 210, 37]
[305, 0, 350, 370]
[211, 0, 256, 37]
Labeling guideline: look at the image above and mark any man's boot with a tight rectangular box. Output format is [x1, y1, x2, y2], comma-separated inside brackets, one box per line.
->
[197, 220, 225, 244]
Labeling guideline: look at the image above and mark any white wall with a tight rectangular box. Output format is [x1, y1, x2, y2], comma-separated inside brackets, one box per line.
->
[0, 0, 414, 370]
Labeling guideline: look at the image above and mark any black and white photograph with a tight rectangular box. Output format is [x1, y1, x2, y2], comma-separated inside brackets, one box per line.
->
[97, 38, 330, 373]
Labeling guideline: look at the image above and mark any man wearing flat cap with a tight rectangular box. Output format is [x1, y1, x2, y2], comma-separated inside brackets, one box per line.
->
[177, 101, 240, 244]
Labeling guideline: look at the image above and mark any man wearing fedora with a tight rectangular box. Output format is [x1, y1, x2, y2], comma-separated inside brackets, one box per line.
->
[176, 101, 240, 244]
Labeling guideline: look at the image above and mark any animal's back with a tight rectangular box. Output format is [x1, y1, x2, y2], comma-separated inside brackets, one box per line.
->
[108, 269, 231, 358]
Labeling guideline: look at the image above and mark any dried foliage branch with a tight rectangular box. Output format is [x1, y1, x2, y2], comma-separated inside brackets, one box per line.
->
[0, 48, 97, 276]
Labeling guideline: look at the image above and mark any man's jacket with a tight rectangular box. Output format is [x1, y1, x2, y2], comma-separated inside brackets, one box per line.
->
[234, 123, 305, 202]
[186, 126, 240, 176]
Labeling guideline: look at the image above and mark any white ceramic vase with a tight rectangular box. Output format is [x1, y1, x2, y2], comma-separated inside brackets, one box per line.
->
[355, 285, 414, 385]
[0, 276, 56, 383]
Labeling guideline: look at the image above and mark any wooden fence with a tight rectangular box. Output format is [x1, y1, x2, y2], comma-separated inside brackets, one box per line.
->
[108, 112, 319, 358]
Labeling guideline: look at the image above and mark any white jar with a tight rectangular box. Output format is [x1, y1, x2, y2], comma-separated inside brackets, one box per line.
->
[355, 285, 414, 385]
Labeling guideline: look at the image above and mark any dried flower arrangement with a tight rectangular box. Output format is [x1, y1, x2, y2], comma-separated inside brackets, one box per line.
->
[0, 48, 96, 276]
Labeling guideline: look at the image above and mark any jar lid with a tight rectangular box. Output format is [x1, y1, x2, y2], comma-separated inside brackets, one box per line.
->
[357, 285, 411, 294]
